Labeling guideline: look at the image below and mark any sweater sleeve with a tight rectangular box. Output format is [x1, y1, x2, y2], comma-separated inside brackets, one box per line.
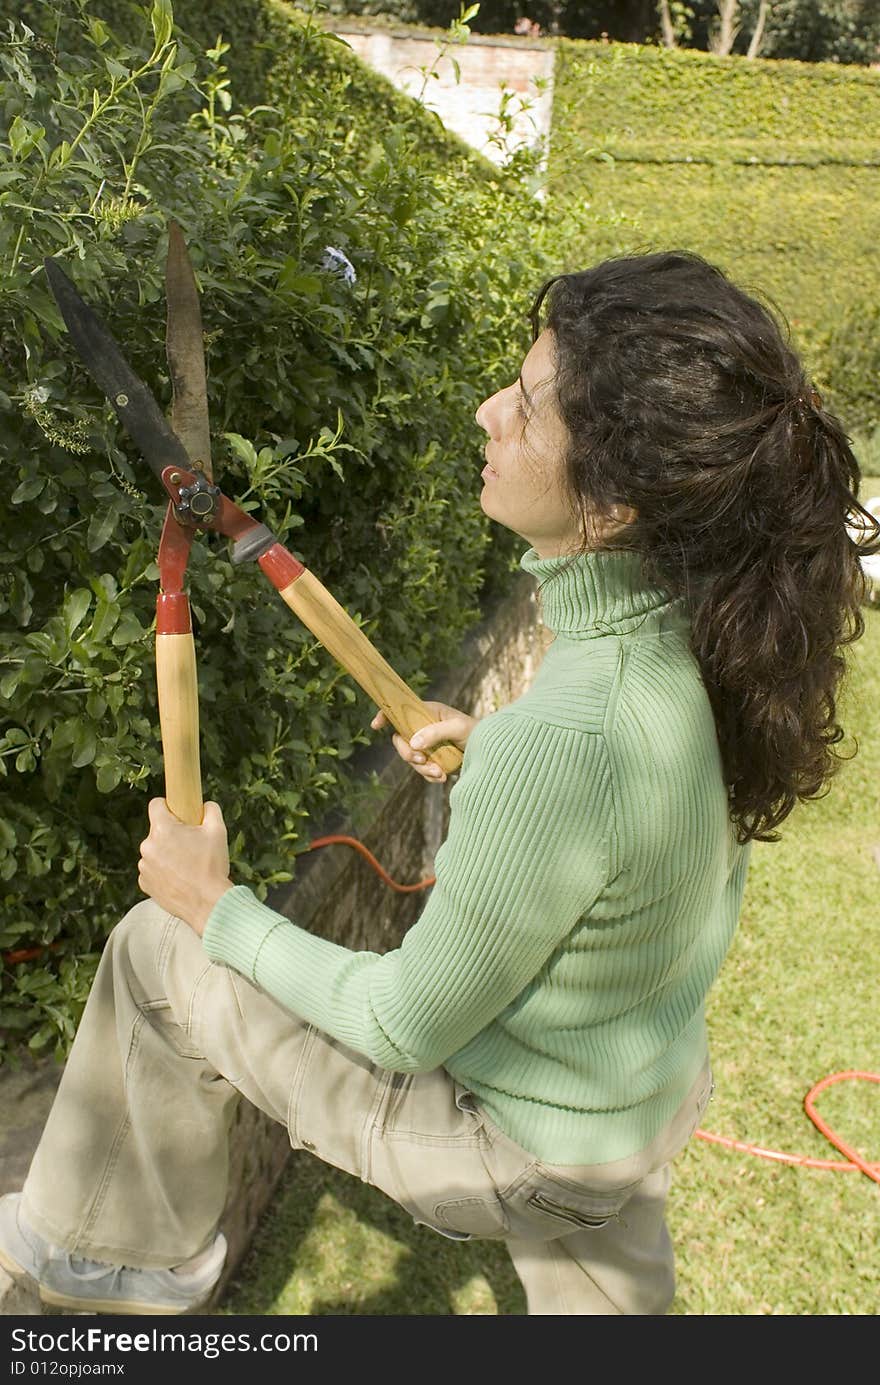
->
[201, 711, 613, 1072]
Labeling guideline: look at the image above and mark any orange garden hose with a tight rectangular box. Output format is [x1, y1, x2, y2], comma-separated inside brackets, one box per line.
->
[695, 1073, 880, 1184]
[4, 832, 877, 1185]
[306, 834, 438, 894]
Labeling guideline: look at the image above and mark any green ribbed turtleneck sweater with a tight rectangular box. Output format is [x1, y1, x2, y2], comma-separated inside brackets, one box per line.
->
[203, 547, 751, 1164]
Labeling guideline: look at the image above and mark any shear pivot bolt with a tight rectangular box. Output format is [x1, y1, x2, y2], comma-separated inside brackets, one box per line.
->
[177, 475, 221, 521]
[115, 393, 129, 407]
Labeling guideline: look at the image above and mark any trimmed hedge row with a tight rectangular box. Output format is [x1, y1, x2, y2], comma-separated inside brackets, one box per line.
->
[0, 0, 561, 1058]
[554, 40, 880, 148]
[548, 40, 880, 431]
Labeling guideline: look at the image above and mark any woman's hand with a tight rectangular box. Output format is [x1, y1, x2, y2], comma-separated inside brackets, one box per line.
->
[138, 798, 234, 937]
[370, 701, 478, 785]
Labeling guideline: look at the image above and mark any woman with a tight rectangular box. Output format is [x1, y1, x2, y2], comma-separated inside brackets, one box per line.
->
[1, 250, 876, 1316]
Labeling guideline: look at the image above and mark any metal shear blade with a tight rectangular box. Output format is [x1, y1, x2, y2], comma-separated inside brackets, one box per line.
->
[43, 253, 195, 487]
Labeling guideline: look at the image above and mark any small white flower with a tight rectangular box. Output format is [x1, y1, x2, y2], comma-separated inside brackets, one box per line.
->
[321, 245, 357, 285]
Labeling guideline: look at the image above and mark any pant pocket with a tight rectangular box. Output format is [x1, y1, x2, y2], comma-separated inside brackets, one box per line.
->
[370, 1072, 511, 1241]
[428, 1191, 509, 1239]
[500, 1163, 641, 1242]
[412, 1219, 473, 1242]
[137, 998, 205, 1061]
[525, 1190, 614, 1231]
[690, 1065, 715, 1136]
[285, 1026, 388, 1180]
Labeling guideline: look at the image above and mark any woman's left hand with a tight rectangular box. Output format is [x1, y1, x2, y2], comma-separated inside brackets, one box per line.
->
[138, 798, 234, 937]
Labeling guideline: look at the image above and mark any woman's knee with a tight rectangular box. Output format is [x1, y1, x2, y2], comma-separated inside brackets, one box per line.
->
[110, 898, 172, 957]
[116, 897, 173, 934]
[107, 899, 186, 993]
[106, 900, 215, 1040]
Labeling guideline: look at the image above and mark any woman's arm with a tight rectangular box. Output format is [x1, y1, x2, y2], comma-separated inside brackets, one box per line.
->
[202, 711, 613, 1072]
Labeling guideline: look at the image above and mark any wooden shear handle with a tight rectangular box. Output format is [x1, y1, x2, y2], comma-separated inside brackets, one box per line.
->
[156, 594, 203, 825]
[259, 553, 464, 776]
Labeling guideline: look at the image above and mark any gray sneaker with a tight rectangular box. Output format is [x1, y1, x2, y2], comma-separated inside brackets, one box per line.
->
[0, 1193, 227, 1315]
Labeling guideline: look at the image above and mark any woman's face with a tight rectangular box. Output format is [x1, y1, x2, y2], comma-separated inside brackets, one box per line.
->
[474, 329, 585, 558]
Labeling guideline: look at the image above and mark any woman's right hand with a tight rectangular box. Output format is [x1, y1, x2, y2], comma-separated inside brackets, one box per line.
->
[370, 701, 478, 784]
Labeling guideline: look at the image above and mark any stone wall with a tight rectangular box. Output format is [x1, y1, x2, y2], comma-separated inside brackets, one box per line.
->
[0, 568, 550, 1314]
[326, 20, 557, 171]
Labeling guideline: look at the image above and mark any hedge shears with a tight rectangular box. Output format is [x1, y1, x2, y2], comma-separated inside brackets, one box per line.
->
[44, 224, 462, 826]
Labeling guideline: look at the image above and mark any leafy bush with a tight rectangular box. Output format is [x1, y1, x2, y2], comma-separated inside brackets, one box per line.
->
[0, 0, 564, 1059]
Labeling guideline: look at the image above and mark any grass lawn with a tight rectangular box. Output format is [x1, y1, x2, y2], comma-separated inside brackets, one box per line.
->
[214, 476, 880, 1318]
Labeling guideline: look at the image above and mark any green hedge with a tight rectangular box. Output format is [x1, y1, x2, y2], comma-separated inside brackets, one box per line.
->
[548, 40, 880, 432]
[555, 41, 880, 149]
[0, 0, 560, 1058]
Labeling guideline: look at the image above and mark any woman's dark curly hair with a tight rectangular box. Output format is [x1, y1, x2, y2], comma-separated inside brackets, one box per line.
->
[527, 250, 880, 845]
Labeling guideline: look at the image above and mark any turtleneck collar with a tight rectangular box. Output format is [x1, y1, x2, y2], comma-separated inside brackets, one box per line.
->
[519, 546, 678, 638]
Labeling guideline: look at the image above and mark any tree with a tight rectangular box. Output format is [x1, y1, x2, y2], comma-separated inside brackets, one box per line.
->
[658, 0, 678, 45]
[350, 0, 880, 59]
[709, 0, 740, 53]
[706, 0, 769, 58]
[746, 0, 770, 56]
[756, 0, 880, 64]
[688, 0, 880, 61]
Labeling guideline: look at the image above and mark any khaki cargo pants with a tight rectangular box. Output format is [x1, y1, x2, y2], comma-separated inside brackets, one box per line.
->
[22, 902, 714, 1315]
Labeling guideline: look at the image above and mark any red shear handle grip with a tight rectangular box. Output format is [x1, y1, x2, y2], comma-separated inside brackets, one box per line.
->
[156, 594, 204, 825]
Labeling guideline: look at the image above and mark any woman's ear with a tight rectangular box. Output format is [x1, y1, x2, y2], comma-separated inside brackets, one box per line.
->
[591, 504, 637, 543]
